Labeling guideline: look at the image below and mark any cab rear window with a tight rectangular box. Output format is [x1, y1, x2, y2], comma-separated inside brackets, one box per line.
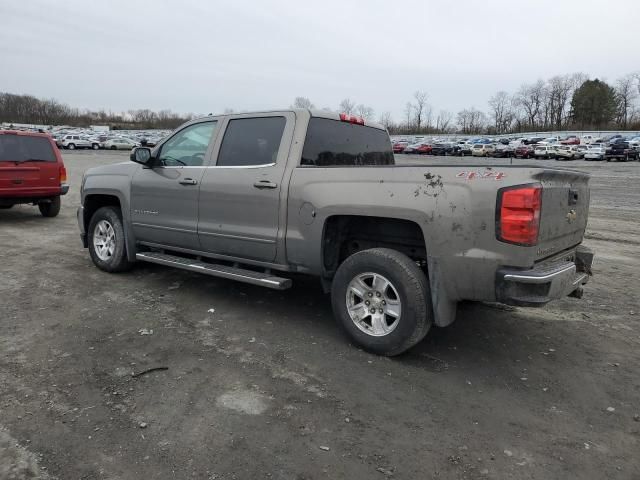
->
[0, 135, 56, 162]
[301, 118, 394, 167]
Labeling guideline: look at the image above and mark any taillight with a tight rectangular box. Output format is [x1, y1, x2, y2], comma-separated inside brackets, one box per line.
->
[59, 165, 67, 184]
[339, 113, 365, 125]
[497, 184, 542, 246]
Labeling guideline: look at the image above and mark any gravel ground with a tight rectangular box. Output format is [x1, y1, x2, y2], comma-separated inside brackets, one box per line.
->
[1, 151, 639, 480]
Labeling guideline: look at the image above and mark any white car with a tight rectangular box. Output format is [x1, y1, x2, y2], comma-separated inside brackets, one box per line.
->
[533, 145, 558, 159]
[555, 145, 580, 160]
[584, 145, 606, 161]
[102, 138, 139, 150]
[581, 135, 595, 145]
[471, 144, 496, 157]
[60, 134, 100, 150]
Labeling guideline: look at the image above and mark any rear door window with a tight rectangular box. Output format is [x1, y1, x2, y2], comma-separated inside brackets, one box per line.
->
[0, 135, 56, 162]
[216, 117, 286, 167]
[301, 118, 394, 166]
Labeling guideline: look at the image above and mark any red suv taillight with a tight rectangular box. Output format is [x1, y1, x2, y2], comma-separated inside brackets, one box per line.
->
[59, 165, 67, 184]
[497, 184, 542, 246]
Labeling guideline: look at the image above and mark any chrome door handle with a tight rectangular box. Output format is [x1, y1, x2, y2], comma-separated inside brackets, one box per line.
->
[179, 178, 198, 185]
[253, 180, 278, 189]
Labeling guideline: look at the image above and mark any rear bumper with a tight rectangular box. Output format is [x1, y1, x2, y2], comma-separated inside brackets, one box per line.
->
[496, 246, 594, 307]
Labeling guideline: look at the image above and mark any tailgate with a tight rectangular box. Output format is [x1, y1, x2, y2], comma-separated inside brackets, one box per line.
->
[0, 161, 60, 195]
[535, 169, 590, 258]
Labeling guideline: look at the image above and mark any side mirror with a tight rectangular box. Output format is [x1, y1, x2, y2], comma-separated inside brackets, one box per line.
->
[131, 147, 152, 165]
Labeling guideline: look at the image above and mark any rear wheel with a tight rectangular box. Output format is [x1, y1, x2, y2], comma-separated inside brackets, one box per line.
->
[38, 196, 61, 217]
[88, 206, 134, 272]
[68, 143, 76, 150]
[92, 143, 99, 150]
[110, 145, 117, 150]
[331, 248, 432, 356]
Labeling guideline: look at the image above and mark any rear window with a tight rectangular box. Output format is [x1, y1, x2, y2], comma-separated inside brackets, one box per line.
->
[301, 118, 394, 167]
[0, 135, 56, 162]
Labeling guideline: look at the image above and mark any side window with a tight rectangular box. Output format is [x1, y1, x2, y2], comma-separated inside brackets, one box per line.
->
[158, 121, 217, 167]
[217, 117, 286, 167]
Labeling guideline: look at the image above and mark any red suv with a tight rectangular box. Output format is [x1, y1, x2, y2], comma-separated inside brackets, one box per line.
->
[0, 130, 69, 217]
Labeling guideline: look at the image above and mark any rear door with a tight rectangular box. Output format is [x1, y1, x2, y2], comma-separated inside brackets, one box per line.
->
[130, 120, 219, 250]
[0, 133, 60, 198]
[197, 112, 294, 262]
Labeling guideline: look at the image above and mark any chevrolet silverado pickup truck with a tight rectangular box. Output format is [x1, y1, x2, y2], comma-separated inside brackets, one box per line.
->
[77, 110, 593, 356]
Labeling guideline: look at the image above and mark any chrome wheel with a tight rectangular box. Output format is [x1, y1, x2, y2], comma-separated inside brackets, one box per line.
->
[346, 272, 401, 337]
[93, 220, 116, 261]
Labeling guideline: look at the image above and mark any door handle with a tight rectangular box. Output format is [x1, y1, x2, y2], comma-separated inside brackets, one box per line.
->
[253, 180, 278, 189]
[179, 178, 198, 185]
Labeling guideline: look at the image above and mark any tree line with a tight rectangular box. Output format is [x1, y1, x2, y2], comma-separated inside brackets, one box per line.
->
[3, 71, 639, 134]
[294, 71, 640, 135]
[0, 92, 194, 129]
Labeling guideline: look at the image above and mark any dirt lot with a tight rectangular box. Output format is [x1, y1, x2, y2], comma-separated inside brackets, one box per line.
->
[1, 151, 639, 480]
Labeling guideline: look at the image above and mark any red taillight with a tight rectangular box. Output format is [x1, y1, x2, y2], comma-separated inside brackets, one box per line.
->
[497, 185, 541, 246]
[339, 113, 365, 125]
[59, 165, 67, 184]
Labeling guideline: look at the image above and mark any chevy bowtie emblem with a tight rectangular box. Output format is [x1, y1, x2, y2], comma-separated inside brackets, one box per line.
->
[566, 209, 577, 223]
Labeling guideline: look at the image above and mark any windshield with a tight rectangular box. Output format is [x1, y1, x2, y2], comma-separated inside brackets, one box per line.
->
[0, 135, 56, 162]
[301, 118, 394, 166]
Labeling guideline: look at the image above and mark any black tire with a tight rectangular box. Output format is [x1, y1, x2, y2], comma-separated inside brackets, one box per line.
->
[68, 143, 75, 150]
[88, 206, 134, 273]
[38, 196, 61, 217]
[331, 248, 432, 356]
[92, 143, 99, 150]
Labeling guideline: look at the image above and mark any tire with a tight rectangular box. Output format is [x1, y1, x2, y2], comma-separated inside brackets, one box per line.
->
[331, 248, 432, 356]
[68, 143, 75, 150]
[110, 145, 117, 150]
[0, 205, 13, 209]
[38, 196, 61, 217]
[88, 206, 134, 273]
[92, 143, 99, 150]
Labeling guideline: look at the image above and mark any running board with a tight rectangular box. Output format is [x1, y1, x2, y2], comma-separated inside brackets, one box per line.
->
[136, 252, 292, 290]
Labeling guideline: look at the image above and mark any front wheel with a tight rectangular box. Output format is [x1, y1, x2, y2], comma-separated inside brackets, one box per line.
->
[331, 248, 433, 356]
[88, 206, 134, 272]
[38, 196, 61, 217]
[92, 143, 99, 150]
[67, 143, 75, 150]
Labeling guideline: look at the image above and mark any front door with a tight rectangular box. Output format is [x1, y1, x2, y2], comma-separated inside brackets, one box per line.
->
[197, 113, 294, 262]
[130, 120, 218, 250]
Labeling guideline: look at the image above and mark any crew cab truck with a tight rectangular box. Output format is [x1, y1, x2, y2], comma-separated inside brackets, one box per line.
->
[77, 110, 593, 356]
[605, 142, 639, 162]
[0, 130, 69, 216]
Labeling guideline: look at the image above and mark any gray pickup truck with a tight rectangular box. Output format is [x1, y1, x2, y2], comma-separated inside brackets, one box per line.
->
[77, 109, 593, 355]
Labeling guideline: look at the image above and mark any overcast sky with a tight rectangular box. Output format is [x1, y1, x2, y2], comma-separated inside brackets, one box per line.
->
[1, 0, 638, 121]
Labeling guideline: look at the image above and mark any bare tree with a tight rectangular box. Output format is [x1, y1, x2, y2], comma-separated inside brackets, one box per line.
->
[338, 98, 355, 115]
[615, 74, 638, 128]
[404, 102, 413, 131]
[435, 110, 453, 132]
[411, 91, 428, 131]
[515, 80, 546, 129]
[292, 97, 314, 109]
[378, 111, 393, 130]
[355, 104, 375, 121]
[488, 91, 511, 134]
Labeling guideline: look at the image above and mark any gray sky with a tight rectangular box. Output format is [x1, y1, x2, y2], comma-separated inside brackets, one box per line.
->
[1, 0, 638, 121]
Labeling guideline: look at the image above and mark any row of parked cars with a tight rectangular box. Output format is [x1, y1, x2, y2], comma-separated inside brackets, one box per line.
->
[46, 129, 170, 151]
[392, 134, 640, 162]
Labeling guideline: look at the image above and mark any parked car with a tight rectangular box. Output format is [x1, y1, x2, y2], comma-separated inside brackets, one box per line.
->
[514, 145, 535, 159]
[392, 141, 409, 154]
[584, 145, 606, 161]
[77, 109, 593, 356]
[0, 130, 69, 216]
[534, 145, 558, 159]
[560, 136, 580, 145]
[524, 137, 546, 145]
[102, 138, 139, 150]
[605, 142, 639, 162]
[555, 145, 580, 160]
[456, 142, 473, 156]
[60, 134, 100, 150]
[581, 135, 595, 145]
[430, 143, 454, 156]
[493, 144, 515, 158]
[471, 144, 496, 157]
[403, 142, 432, 154]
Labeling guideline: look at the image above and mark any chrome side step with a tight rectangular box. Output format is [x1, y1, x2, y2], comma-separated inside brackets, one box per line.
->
[136, 252, 292, 290]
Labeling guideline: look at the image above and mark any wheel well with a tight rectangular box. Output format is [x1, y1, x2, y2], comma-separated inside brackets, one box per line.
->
[322, 215, 427, 277]
[83, 194, 121, 230]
